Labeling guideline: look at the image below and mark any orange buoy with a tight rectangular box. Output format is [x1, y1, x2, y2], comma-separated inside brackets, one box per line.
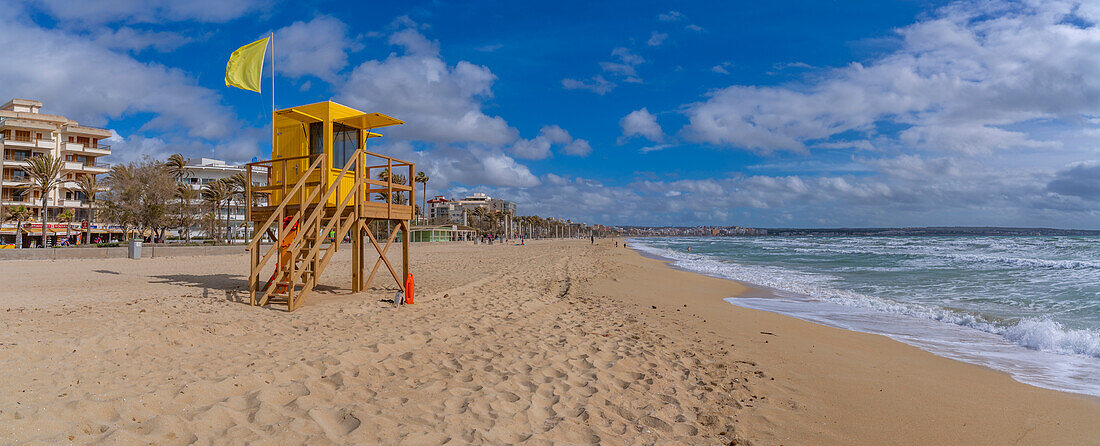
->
[404, 273, 415, 305]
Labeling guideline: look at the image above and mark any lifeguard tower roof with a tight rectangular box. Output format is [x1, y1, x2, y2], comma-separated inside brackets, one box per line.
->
[275, 100, 404, 136]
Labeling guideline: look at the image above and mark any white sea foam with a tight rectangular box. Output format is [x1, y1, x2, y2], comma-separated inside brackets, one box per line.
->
[630, 238, 1100, 396]
[1004, 319, 1100, 358]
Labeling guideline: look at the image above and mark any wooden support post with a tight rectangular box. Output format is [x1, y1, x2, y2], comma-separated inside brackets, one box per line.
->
[386, 158, 393, 219]
[352, 152, 363, 293]
[352, 221, 362, 292]
[401, 219, 410, 285]
[245, 166, 252, 223]
[407, 162, 415, 223]
[250, 241, 259, 306]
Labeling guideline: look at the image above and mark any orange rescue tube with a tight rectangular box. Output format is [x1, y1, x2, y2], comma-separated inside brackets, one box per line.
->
[404, 273, 415, 304]
[270, 217, 299, 293]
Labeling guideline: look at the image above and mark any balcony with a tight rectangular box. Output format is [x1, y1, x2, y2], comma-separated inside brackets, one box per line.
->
[0, 198, 35, 207]
[1, 174, 29, 187]
[3, 136, 38, 148]
[59, 199, 85, 208]
[82, 161, 110, 173]
[84, 144, 110, 156]
[2, 154, 30, 166]
[61, 142, 111, 156]
[63, 160, 83, 170]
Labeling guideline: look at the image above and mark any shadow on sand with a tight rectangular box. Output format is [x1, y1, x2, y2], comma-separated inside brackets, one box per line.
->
[149, 273, 251, 304]
[149, 273, 349, 309]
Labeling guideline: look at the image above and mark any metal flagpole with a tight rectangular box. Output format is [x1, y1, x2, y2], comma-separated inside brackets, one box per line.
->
[270, 32, 275, 158]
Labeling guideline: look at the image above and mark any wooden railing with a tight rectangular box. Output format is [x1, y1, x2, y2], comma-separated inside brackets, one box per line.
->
[245, 153, 326, 307]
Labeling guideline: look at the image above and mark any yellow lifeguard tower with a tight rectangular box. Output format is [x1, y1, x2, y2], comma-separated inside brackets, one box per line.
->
[245, 100, 415, 311]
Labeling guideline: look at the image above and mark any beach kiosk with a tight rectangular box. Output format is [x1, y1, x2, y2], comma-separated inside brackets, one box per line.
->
[245, 100, 415, 311]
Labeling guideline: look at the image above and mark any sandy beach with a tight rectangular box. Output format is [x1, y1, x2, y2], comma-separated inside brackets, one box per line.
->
[1, 239, 1098, 444]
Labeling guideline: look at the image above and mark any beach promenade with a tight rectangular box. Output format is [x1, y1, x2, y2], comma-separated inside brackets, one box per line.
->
[1, 240, 1097, 444]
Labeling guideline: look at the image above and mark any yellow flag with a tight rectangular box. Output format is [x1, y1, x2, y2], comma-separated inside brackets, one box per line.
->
[225, 37, 269, 93]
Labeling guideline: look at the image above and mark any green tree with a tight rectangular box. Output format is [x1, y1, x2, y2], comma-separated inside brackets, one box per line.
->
[102, 158, 176, 242]
[5, 205, 31, 248]
[202, 179, 232, 244]
[227, 173, 250, 242]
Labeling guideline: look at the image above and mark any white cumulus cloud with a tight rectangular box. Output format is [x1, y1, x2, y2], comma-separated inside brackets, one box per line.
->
[620, 108, 664, 143]
[339, 25, 517, 146]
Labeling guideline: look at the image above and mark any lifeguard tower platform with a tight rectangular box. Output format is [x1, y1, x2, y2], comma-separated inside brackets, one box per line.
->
[245, 101, 414, 311]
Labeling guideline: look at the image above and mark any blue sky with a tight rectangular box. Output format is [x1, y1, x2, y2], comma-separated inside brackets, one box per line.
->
[4, 0, 1100, 228]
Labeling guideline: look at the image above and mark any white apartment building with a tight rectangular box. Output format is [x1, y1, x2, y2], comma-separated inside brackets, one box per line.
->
[427, 193, 517, 225]
[0, 98, 113, 247]
[179, 157, 265, 240]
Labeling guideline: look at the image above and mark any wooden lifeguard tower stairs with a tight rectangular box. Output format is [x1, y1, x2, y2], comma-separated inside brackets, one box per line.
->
[245, 101, 415, 311]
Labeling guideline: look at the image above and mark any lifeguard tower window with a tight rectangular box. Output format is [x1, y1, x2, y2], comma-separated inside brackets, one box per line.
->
[308, 122, 361, 171]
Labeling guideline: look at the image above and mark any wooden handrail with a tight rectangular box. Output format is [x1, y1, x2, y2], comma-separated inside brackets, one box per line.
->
[247, 154, 324, 250]
[252, 183, 322, 287]
[293, 176, 365, 284]
[245, 152, 318, 168]
[288, 148, 363, 248]
[361, 149, 413, 166]
[364, 180, 413, 190]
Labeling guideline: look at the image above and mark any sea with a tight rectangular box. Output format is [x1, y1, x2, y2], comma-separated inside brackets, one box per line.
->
[630, 236, 1100, 397]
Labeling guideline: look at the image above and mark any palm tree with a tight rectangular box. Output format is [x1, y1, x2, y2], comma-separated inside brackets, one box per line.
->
[414, 171, 429, 223]
[57, 209, 74, 246]
[5, 205, 30, 248]
[202, 179, 231, 244]
[164, 153, 188, 183]
[375, 168, 408, 204]
[75, 174, 101, 244]
[226, 173, 249, 242]
[200, 211, 219, 242]
[22, 154, 65, 247]
[471, 206, 487, 231]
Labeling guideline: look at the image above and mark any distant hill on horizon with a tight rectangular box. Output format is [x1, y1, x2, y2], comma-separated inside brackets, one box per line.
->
[760, 226, 1100, 236]
[615, 225, 1100, 236]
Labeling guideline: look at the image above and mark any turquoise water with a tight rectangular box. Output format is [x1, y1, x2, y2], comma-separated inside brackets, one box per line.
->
[632, 236, 1100, 396]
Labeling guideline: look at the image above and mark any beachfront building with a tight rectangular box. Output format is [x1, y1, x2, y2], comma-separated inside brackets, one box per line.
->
[459, 192, 517, 215]
[426, 196, 464, 225]
[407, 224, 478, 242]
[0, 98, 114, 247]
[426, 193, 517, 225]
[178, 157, 265, 240]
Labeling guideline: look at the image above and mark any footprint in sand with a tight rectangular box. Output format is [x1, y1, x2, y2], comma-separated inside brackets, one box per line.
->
[307, 407, 361, 437]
